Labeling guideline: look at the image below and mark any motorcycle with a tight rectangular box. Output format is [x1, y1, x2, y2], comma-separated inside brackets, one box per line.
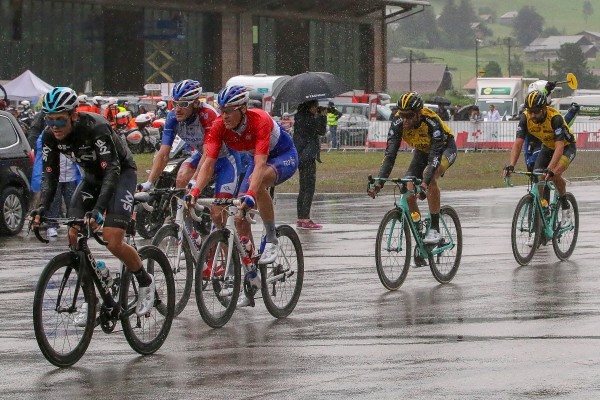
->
[116, 113, 161, 154]
[135, 135, 213, 239]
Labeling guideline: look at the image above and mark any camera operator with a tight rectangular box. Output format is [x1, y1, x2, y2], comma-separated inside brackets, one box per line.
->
[326, 101, 343, 150]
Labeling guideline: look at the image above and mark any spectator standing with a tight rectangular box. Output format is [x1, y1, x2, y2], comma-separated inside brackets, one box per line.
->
[487, 104, 501, 121]
[437, 103, 450, 121]
[326, 101, 342, 150]
[469, 106, 483, 123]
[293, 100, 327, 230]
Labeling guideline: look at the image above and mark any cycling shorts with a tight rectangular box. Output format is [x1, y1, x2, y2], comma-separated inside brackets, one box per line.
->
[181, 150, 241, 198]
[237, 147, 298, 195]
[68, 168, 137, 230]
[534, 144, 576, 171]
[406, 138, 457, 178]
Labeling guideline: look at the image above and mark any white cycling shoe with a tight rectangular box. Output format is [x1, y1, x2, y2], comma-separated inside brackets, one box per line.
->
[74, 302, 88, 327]
[259, 242, 278, 264]
[423, 229, 442, 244]
[561, 208, 573, 228]
[136, 275, 155, 316]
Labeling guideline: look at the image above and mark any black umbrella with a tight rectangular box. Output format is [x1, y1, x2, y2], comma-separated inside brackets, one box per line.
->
[272, 71, 352, 108]
[428, 95, 451, 106]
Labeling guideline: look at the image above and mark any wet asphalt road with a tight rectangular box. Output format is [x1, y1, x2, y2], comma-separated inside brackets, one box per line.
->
[1, 182, 600, 399]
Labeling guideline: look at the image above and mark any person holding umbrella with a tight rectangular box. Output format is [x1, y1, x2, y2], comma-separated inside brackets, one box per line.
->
[294, 99, 327, 230]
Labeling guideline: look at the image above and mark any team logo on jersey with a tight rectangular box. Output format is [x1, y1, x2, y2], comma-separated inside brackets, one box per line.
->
[95, 139, 110, 155]
[121, 190, 134, 212]
[432, 129, 442, 139]
[57, 144, 68, 150]
[81, 191, 94, 202]
[42, 145, 51, 162]
[45, 166, 52, 173]
[101, 161, 107, 169]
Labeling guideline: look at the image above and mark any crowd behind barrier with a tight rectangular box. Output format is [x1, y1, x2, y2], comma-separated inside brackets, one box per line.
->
[365, 121, 600, 151]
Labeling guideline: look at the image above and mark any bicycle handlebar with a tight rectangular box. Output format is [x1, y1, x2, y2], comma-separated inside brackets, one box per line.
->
[504, 169, 553, 188]
[28, 217, 108, 246]
[368, 175, 427, 199]
[193, 198, 259, 224]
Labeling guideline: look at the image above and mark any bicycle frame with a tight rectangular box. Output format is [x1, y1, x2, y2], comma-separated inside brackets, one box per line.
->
[195, 199, 258, 279]
[369, 176, 456, 258]
[506, 171, 571, 240]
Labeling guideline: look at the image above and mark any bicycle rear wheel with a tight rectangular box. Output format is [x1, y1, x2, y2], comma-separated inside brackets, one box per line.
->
[121, 245, 175, 355]
[33, 253, 96, 367]
[511, 194, 541, 266]
[195, 230, 241, 328]
[152, 224, 194, 317]
[428, 205, 462, 283]
[375, 209, 411, 290]
[552, 192, 579, 260]
[260, 225, 304, 318]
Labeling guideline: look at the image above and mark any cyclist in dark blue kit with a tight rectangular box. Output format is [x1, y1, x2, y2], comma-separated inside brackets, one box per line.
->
[31, 87, 155, 322]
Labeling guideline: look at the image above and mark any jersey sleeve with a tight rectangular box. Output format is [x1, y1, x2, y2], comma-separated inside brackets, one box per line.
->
[160, 110, 178, 147]
[515, 113, 528, 140]
[92, 127, 122, 213]
[204, 120, 225, 159]
[39, 131, 60, 209]
[550, 114, 573, 143]
[377, 115, 403, 182]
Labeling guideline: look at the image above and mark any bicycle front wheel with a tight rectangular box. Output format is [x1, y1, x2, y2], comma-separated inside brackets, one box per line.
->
[552, 192, 579, 260]
[152, 224, 194, 317]
[428, 205, 463, 284]
[33, 253, 96, 367]
[511, 194, 541, 266]
[195, 230, 241, 328]
[375, 209, 411, 290]
[260, 225, 304, 318]
[121, 245, 175, 355]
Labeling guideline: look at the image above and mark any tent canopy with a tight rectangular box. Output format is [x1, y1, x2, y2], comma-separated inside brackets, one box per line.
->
[4, 70, 53, 101]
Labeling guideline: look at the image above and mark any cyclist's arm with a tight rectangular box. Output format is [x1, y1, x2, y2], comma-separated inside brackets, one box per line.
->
[423, 121, 449, 185]
[146, 144, 170, 185]
[191, 156, 216, 198]
[377, 116, 403, 183]
[39, 135, 60, 209]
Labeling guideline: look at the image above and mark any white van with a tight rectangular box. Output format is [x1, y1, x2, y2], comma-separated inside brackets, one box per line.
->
[225, 74, 290, 112]
[552, 95, 600, 120]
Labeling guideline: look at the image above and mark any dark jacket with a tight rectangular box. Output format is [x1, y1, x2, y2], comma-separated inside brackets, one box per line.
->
[293, 110, 327, 165]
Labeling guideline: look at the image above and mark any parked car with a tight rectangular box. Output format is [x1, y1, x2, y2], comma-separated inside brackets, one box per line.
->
[0, 110, 33, 235]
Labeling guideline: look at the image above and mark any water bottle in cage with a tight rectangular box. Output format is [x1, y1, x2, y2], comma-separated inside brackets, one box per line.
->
[240, 236, 254, 266]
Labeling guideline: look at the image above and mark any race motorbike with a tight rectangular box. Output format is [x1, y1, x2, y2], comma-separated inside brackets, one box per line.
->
[118, 126, 160, 154]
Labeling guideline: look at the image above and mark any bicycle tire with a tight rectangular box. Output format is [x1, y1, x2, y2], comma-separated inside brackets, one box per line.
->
[194, 230, 241, 328]
[260, 225, 304, 318]
[511, 194, 541, 266]
[33, 252, 96, 367]
[135, 203, 163, 239]
[375, 209, 411, 290]
[121, 245, 175, 355]
[552, 192, 579, 261]
[428, 205, 463, 284]
[152, 224, 194, 317]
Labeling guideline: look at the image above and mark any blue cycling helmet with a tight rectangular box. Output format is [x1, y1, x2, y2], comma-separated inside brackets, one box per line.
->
[172, 79, 202, 101]
[217, 85, 250, 108]
[42, 87, 79, 114]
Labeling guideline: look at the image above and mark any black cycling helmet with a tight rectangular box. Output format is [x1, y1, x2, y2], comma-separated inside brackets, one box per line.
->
[397, 92, 423, 112]
[525, 90, 547, 110]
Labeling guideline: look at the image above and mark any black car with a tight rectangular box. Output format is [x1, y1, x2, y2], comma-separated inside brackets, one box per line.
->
[0, 110, 33, 235]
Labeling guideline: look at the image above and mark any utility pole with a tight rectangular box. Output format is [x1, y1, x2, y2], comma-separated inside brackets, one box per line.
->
[507, 37, 512, 77]
[409, 50, 413, 92]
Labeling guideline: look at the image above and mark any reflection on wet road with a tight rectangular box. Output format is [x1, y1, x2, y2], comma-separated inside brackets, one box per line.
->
[1, 182, 599, 398]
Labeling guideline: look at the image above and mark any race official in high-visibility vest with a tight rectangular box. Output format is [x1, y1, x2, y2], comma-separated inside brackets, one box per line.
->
[327, 101, 343, 149]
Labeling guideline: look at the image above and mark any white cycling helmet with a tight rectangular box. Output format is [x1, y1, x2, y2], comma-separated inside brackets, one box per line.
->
[135, 113, 152, 125]
[527, 80, 552, 104]
[77, 94, 88, 104]
[20, 100, 31, 108]
[92, 95, 105, 105]
[156, 101, 167, 109]
[107, 97, 118, 106]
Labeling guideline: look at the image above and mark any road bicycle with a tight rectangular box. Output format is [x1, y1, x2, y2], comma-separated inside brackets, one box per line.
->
[192, 197, 304, 328]
[368, 176, 463, 290]
[151, 187, 212, 316]
[506, 170, 579, 266]
[31, 195, 175, 367]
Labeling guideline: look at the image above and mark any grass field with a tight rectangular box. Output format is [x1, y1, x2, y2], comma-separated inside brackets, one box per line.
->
[404, 0, 600, 91]
[134, 149, 599, 194]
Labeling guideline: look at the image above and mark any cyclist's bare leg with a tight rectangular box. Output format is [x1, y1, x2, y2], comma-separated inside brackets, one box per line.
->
[176, 164, 195, 189]
[103, 226, 143, 272]
[551, 164, 567, 197]
[406, 183, 420, 215]
[426, 172, 443, 214]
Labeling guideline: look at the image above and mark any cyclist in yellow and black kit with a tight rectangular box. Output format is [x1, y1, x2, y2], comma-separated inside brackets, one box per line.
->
[368, 92, 457, 243]
[503, 89, 576, 227]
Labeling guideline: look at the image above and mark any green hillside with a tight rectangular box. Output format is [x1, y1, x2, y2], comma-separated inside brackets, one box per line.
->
[405, 0, 600, 92]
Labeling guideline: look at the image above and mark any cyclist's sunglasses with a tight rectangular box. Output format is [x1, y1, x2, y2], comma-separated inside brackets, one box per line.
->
[173, 100, 195, 108]
[528, 107, 544, 115]
[221, 106, 243, 115]
[44, 117, 69, 128]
